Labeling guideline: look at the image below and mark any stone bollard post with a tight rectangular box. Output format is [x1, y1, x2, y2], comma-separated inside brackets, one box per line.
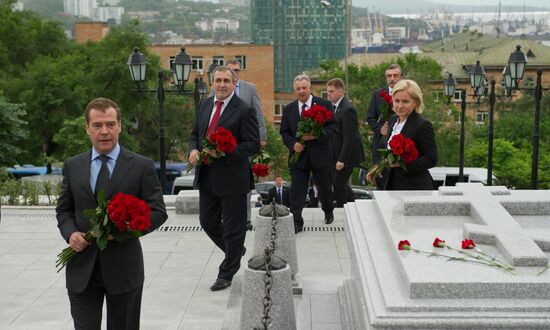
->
[174, 190, 199, 214]
[253, 205, 298, 278]
[240, 255, 296, 330]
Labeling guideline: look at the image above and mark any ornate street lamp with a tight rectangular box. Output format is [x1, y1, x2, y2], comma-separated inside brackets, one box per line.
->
[172, 48, 192, 88]
[508, 45, 527, 84]
[443, 73, 456, 102]
[127, 47, 206, 193]
[127, 47, 147, 87]
[443, 73, 467, 183]
[469, 61, 486, 95]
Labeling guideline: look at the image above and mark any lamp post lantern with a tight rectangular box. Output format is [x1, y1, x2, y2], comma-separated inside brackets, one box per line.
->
[508, 45, 527, 83]
[444, 73, 467, 183]
[127, 47, 207, 193]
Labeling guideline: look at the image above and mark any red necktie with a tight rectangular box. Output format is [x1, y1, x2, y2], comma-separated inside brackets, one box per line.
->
[206, 101, 223, 137]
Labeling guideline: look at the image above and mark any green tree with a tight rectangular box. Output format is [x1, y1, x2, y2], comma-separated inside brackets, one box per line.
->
[0, 95, 28, 166]
[465, 138, 531, 188]
[52, 116, 90, 161]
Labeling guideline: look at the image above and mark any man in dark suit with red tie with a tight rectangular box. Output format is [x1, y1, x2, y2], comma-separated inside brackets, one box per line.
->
[266, 175, 289, 207]
[188, 66, 260, 291]
[56, 97, 168, 329]
[280, 74, 336, 233]
[327, 78, 365, 207]
[366, 64, 403, 189]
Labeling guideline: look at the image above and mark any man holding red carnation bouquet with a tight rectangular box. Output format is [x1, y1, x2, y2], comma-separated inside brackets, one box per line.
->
[280, 74, 336, 233]
[189, 66, 260, 291]
[56, 97, 168, 329]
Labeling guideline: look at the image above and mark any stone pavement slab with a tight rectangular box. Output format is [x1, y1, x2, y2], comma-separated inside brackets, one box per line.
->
[0, 205, 349, 329]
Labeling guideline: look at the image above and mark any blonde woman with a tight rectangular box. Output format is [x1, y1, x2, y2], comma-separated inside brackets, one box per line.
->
[368, 79, 437, 190]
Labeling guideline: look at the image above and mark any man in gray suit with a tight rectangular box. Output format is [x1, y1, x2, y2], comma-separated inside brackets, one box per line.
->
[226, 58, 267, 230]
[56, 98, 168, 329]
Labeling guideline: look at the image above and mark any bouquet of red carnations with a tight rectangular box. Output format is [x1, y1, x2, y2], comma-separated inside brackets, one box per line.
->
[56, 191, 151, 272]
[367, 133, 419, 183]
[290, 104, 333, 164]
[187, 127, 237, 173]
[378, 90, 394, 123]
[252, 149, 271, 180]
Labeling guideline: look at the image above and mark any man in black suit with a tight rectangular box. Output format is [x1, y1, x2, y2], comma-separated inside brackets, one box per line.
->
[266, 175, 289, 207]
[189, 66, 260, 291]
[327, 78, 365, 207]
[280, 74, 336, 232]
[366, 64, 402, 189]
[56, 97, 168, 329]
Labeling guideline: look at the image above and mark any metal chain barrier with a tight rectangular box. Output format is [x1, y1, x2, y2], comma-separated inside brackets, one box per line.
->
[257, 201, 279, 330]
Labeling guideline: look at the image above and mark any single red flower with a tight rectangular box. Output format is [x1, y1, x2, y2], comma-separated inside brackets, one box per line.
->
[461, 239, 476, 249]
[398, 240, 411, 250]
[433, 237, 445, 248]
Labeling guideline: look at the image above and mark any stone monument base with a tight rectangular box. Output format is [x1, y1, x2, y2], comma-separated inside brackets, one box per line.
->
[339, 186, 550, 329]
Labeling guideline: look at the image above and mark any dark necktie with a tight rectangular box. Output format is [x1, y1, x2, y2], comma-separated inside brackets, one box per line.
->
[278, 188, 283, 204]
[206, 101, 223, 137]
[95, 154, 110, 199]
[301, 103, 307, 115]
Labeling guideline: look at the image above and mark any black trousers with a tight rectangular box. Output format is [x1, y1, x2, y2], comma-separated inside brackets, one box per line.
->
[289, 159, 334, 228]
[333, 166, 354, 207]
[199, 168, 247, 281]
[68, 257, 143, 330]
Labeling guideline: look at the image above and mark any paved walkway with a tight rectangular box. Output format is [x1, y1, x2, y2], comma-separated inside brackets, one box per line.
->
[0, 206, 350, 329]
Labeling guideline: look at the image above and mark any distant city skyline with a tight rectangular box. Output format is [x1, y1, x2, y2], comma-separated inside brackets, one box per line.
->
[352, 0, 549, 8]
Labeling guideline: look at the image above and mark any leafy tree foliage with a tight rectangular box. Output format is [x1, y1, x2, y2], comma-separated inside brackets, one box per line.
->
[0, 95, 28, 166]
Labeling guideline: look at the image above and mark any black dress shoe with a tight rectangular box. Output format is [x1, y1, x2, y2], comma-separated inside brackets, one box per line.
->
[210, 278, 232, 291]
[294, 226, 303, 234]
[246, 221, 253, 231]
[325, 212, 334, 224]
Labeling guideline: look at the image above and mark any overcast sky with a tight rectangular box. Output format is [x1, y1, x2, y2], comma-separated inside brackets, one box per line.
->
[352, 0, 549, 8]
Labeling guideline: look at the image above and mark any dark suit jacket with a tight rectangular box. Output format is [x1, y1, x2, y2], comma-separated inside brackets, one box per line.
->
[383, 111, 437, 190]
[189, 94, 260, 196]
[279, 95, 336, 169]
[266, 185, 289, 206]
[210, 79, 267, 141]
[333, 98, 365, 167]
[56, 147, 168, 294]
[366, 87, 390, 164]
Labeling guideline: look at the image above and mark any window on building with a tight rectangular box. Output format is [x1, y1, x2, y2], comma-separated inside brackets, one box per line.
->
[454, 89, 464, 102]
[274, 103, 286, 116]
[476, 111, 488, 123]
[235, 55, 246, 69]
[192, 57, 203, 71]
[213, 56, 224, 66]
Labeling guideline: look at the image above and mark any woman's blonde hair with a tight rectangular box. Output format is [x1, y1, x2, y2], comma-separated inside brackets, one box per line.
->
[392, 79, 424, 113]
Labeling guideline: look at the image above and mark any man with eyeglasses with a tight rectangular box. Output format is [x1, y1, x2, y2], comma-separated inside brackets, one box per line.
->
[366, 63, 403, 189]
[56, 97, 167, 329]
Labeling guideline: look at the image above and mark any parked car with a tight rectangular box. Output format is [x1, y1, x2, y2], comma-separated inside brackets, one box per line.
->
[6, 164, 61, 179]
[428, 167, 491, 188]
[350, 186, 373, 200]
[171, 166, 196, 195]
[154, 162, 188, 194]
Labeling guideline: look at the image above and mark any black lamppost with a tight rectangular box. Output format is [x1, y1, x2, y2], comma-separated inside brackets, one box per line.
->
[444, 73, 467, 183]
[445, 61, 496, 186]
[127, 47, 206, 192]
[503, 45, 550, 189]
